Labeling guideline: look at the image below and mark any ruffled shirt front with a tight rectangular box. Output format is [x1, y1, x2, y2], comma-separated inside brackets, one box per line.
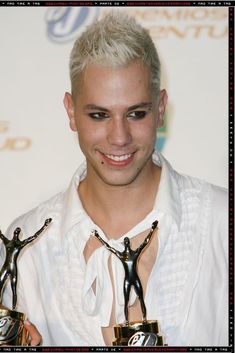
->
[2, 151, 228, 346]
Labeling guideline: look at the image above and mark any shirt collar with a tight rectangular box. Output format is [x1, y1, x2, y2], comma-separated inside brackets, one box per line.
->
[60, 161, 88, 236]
[152, 151, 182, 229]
[61, 151, 182, 236]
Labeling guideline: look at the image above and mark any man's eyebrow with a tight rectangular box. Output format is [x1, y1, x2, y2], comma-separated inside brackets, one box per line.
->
[127, 102, 152, 111]
[84, 104, 109, 112]
[84, 102, 152, 112]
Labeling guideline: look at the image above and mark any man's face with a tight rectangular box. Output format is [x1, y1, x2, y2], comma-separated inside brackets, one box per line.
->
[64, 61, 167, 187]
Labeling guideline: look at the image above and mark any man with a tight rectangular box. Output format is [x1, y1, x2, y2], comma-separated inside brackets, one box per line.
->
[1, 13, 228, 346]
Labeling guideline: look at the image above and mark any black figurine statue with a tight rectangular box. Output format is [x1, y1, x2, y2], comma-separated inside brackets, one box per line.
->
[93, 220, 158, 325]
[0, 218, 52, 310]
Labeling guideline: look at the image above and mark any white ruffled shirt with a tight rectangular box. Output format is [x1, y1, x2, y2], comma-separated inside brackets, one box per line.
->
[1, 151, 228, 346]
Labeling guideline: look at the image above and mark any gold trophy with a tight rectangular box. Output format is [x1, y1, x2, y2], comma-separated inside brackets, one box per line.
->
[0, 218, 52, 345]
[93, 220, 167, 346]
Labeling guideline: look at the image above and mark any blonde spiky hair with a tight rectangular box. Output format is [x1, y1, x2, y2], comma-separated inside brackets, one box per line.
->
[70, 12, 161, 96]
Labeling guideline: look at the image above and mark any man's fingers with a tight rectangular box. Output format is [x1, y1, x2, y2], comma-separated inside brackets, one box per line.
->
[24, 320, 42, 346]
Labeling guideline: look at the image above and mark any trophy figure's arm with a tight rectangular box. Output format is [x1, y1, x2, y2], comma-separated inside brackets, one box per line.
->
[0, 230, 9, 245]
[93, 230, 120, 257]
[137, 220, 158, 253]
[21, 218, 52, 247]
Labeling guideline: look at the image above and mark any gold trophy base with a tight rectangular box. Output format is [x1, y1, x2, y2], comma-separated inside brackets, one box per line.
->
[113, 320, 166, 346]
[0, 306, 29, 346]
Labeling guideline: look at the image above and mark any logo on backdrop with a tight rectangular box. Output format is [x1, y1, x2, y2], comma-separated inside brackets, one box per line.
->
[0, 121, 31, 151]
[45, 7, 99, 43]
[156, 112, 168, 152]
[117, 8, 228, 39]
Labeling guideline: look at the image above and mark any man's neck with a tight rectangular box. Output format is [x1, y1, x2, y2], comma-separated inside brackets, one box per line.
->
[78, 163, 161, 239]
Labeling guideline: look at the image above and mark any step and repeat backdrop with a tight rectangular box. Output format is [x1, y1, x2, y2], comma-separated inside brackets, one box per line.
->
[0, 6, 228, 232]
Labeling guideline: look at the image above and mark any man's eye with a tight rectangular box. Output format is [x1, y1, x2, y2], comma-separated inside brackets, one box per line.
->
[89, 112, 109, 120]
[128, 111, 147, 120]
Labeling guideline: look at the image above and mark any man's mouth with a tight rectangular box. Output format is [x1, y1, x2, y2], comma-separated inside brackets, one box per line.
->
[105, 153, 132, 162]
[99, 152, 135, 166]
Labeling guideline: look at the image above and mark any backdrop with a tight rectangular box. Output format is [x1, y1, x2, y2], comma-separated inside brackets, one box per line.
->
[0, 6, 228, 232]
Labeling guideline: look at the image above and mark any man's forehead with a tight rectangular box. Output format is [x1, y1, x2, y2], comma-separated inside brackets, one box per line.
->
[75, 64, 152, 94]
[71, 61, 157, 109]
[80, 61, 151, 83]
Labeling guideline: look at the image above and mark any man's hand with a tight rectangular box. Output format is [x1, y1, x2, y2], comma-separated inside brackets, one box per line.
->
[24, 320, 42, 346]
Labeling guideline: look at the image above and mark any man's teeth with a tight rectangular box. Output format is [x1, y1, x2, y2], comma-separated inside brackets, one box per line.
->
[105, 154, 132, 161]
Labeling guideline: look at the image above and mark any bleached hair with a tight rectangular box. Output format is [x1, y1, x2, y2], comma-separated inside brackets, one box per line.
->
[69, 12, 161, 96]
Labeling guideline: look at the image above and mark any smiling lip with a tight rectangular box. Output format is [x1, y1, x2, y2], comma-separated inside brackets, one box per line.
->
[100, 152, 135, 166]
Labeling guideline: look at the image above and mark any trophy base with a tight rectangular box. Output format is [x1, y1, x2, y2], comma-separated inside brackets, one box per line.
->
[113, 320, 166, 346]
[0, 306, 29, 346]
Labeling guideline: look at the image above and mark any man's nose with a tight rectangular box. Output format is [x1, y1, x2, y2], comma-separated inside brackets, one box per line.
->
[107, 118, 132, 146]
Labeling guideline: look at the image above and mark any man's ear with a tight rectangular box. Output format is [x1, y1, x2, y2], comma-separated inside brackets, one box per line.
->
[157, 89, 168, 128]
[63, 92, 78, 132]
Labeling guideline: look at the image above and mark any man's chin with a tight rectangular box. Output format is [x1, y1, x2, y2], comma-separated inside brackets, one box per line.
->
[96, 171, 142, 187]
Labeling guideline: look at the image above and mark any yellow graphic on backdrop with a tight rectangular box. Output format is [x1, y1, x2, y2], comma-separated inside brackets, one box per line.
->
[0, 121, 31, 151]
[101, 8, 228, 39]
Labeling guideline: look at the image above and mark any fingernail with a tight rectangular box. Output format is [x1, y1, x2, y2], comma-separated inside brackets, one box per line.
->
[24, 319, 31, 326]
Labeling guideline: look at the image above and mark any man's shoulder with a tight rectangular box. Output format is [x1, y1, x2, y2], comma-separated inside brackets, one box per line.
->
[155, 151, 227, 207]
[6, 190, 66, 238]
[175, 171, 228, 221]
[176, 170, 227, 200]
